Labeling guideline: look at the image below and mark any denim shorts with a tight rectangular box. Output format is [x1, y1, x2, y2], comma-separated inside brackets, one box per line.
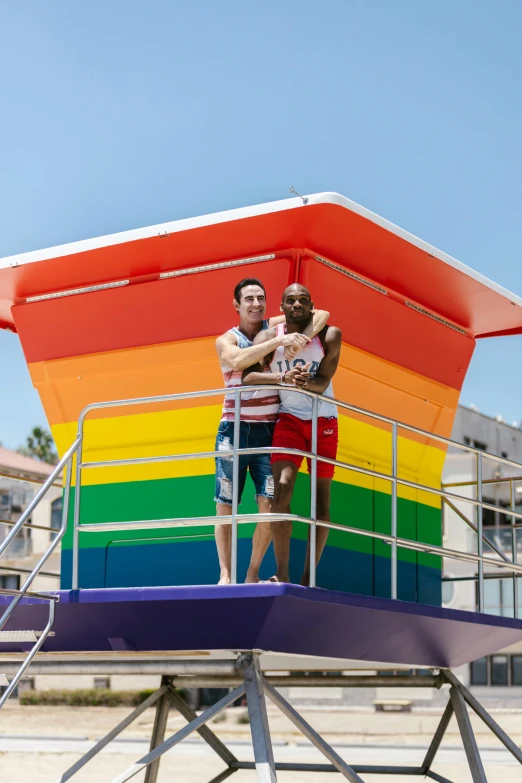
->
[214, 420, 275, 506]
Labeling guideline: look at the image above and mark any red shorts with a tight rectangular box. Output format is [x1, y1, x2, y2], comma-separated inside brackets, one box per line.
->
[271, 413, 338, 479]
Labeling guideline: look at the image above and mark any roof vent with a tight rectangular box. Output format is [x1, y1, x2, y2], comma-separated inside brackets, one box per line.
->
[404, 302, 467, 335]
[159, 253, 276, 280]
[25, 279, 129, 303]
[314, 256, 387, 295]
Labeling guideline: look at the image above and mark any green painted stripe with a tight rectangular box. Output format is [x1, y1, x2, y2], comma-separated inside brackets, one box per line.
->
[62, 473, 441, 569]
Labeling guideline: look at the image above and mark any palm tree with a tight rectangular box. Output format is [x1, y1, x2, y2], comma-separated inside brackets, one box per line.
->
[18, 427, 58, 465]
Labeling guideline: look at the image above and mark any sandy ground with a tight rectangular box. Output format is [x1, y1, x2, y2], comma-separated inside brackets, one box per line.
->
[0, 702, 520, 782]
[1, 752, 522, 783]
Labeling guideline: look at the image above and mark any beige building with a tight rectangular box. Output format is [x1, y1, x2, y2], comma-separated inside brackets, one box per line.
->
[0, 447, 62, 595]
[443, 406, 522, 692]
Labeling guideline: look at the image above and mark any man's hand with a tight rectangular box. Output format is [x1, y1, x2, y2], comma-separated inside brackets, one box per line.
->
[283, 363, 311, 386]
[281, 332, 310, 360]
[279, 332, 310, 352]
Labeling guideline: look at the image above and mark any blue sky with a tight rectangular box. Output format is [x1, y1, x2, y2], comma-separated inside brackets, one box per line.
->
[0, 0, 520, 448]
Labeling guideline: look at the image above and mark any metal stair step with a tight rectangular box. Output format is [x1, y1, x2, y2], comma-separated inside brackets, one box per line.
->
[0, 630, 55, 643]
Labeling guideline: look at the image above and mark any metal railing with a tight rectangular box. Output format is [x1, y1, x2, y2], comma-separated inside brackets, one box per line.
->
[0, 439, 80, 704]
[441, 473, 521, 618]
[70, 385, 522, 614]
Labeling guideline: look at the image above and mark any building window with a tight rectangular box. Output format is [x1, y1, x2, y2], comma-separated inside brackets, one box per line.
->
[0, 574, 20, 591]
[470, 657, 488, 685]
[511, 656, 522, 686]
[501, 451, 508, 459]
[470, 654, 522, 686]
[491, 655, 509, 686]
[481, 498, 496, 527]
[473, 440, 487, 451]
[463, 437, 471, 446]
[50, 497, 63, 541]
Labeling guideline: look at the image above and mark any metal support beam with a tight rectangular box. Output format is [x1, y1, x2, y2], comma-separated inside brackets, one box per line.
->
[421, 698, 454, 773]
[206, 770, 238, 783]
[443, 669, 522, 764]
[263, 678, 365, 783]
[449, 686, 487, 783]
[165, 674, 441, 689]
[425, 772, 456, 783]
[0, 661, 441, 686]
[234, 761, 424, 774]
[144, 678, 171, 783]
[0, 659, 243, 677]
[166, 685, 238, 767]
[110, 684, 245, 783]
[54, 685, 168, 782]
[241, 653, 278, 783]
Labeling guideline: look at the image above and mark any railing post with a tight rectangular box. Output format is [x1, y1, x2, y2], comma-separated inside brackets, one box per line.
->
[230, 388, 241, 585]
[511, 479, 519, 619]
[477, 453, 484, 613]
[391, 422, 398, 600]
[72, 429, 84, 591]
[309, 395, 319, 588]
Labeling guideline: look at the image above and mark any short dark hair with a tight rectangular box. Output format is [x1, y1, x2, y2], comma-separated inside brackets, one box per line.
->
[234, 278, 266, 303]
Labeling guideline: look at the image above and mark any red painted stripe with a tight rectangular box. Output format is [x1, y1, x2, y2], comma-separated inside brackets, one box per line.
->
[223, 396, 280, 408]
[12, 259, 293, 364]
[221, 413, 277, 422]
[299, 257, 475, 391]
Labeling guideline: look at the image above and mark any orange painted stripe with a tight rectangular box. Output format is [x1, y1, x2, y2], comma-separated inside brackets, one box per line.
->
[29, 337, 459, 446]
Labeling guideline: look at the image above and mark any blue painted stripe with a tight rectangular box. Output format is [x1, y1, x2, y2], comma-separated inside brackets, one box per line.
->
[61, 539, 441, 605]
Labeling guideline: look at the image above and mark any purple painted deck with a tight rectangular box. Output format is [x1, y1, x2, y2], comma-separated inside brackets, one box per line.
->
[2, 584, 522, 668]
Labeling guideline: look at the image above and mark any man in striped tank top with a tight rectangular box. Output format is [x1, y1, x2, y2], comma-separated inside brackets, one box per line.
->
[214, 278, 329, 584]
[243, 284, 342, 585]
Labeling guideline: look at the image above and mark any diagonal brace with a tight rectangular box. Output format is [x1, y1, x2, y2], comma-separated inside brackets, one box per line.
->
[110, 684, 245, 783]
[443, 669, 522, 764]
[205, 769, 238, 783]
[54, 684, 168, 782]
[263, 678, 365, 783]
[421, 698, 454, 774]
[426, 771, 456, 783]
[449, 686, 487, 783]
[166, 685, 238, 767]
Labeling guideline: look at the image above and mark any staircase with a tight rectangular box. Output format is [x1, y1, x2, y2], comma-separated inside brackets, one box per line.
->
[0, 438, 80, 705]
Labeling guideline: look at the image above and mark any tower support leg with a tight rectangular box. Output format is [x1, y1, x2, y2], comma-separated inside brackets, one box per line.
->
[449, 686, 488, 783]
[240, 653, 278, 783]
[443, 669, 522, 764]
[144, 676, 171, 783]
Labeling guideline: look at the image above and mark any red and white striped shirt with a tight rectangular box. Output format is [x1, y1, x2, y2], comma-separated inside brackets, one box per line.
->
[220, 323, 279, 423]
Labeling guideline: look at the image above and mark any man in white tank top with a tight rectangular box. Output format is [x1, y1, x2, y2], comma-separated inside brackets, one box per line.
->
[214, 278, 329, 584]
[243, 284, 342, 585]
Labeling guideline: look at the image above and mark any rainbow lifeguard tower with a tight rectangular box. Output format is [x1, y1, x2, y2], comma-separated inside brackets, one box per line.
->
[0, 193, 521, 782]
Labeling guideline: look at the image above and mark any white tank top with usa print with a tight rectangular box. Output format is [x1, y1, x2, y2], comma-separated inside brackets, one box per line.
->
[270, 324, 337, 421]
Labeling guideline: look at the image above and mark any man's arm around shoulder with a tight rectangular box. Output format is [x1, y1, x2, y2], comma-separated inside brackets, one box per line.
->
[215, 327, 279, 372]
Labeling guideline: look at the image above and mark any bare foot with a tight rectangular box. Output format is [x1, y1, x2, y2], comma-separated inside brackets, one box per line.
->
[218, 575, 231, 585]
[259, 575, 281, 583]
[245, 572, 260, 584]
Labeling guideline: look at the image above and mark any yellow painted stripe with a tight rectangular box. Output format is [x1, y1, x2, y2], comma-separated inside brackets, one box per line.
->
[53, 405, 443, 509]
